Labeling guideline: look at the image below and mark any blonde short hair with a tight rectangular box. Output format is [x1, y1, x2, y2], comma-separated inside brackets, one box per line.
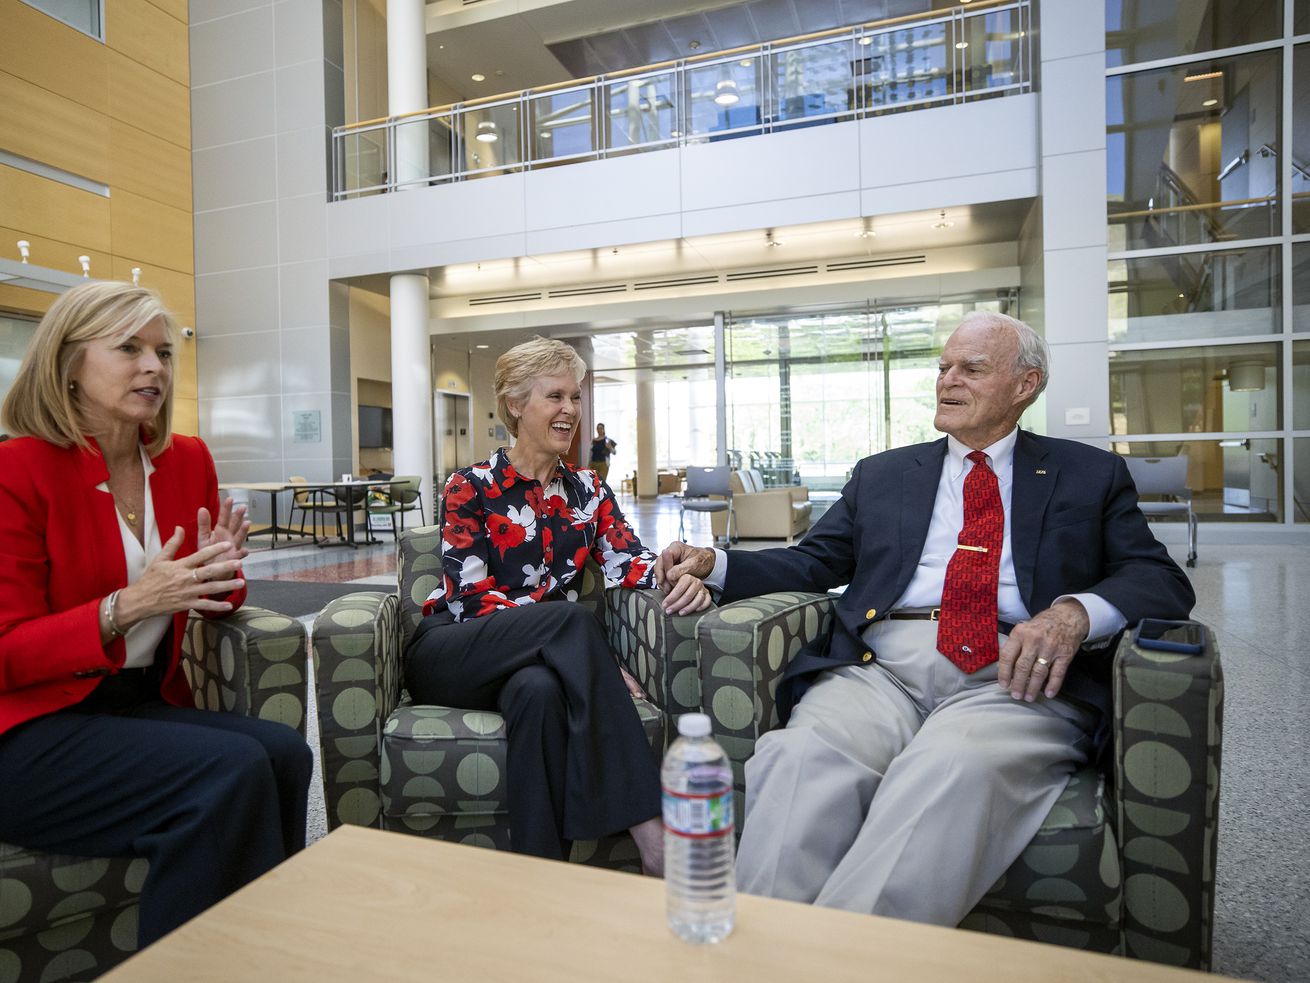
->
[2, 280, 179, 455]
[494, 337, 587, 438]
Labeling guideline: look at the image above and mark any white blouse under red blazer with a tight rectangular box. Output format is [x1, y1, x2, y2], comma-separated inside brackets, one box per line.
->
[0, 433, 247, 737]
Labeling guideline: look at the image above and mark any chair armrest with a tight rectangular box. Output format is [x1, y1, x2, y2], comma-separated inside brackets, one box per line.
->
[312, 591, 402, 831]
[1113, 622, 1223, 970]
[696, 592, 835, 816]
[183, 606, 308, 734]
[789, 485, 809, 503]
[605, 587, 711, 723]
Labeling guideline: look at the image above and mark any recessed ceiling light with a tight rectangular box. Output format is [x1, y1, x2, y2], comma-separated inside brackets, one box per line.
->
[1203, 98, 1219, 107]
[859, 36, 873, 46]
[739, 59, 753, 67]
[476, 344, 490, 349]
[471, 73, 486, 82]
[955, 41, 969, 50]
[688, 40, 701, 50]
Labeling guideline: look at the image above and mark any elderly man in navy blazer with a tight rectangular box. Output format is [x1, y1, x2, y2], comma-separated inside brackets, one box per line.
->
[656, 311, 1194, 927]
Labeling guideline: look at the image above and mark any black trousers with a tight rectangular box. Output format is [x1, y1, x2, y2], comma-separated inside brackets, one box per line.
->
[405, 602, 660, 860]
[0, 667, 313, 947]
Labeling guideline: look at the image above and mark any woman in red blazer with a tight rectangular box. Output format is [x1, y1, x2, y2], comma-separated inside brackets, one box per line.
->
[0, 281, 312, 949]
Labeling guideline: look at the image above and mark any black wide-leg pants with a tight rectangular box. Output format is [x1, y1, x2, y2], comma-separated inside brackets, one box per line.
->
[405, 602, 661, 860]
[0, 668, 313, 947]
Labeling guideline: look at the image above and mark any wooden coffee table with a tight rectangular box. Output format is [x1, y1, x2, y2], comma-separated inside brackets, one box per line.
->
[103, 825, 1221, 982]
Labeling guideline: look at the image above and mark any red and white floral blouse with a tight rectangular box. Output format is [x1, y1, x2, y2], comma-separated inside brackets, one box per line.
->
[424, 448, 656, 622]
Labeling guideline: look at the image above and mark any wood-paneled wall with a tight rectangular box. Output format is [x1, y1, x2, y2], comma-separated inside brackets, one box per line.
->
[0, 0, 197, 433]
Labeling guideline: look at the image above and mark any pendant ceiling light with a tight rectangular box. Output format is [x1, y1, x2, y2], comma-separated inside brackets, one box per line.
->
[475, 120, 499, 143]
[714, 78, 740, 106]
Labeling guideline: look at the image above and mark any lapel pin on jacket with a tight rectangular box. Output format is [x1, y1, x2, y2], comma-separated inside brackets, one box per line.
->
[1035, 469, 1047, 475]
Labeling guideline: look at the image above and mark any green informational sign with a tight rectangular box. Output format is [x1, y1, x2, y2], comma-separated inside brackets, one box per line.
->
[292, 410, 321, 443]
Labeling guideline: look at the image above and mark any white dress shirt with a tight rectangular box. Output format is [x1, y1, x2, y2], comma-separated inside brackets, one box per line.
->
[97, 446, 170, 668]
[706, 429, 1126, 643]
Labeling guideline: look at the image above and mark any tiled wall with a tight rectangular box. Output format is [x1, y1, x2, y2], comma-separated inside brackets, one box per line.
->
[190, 0, 351, 506]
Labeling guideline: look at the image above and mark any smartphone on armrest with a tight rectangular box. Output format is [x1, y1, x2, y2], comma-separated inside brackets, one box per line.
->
[1133, 619, 1205, 655]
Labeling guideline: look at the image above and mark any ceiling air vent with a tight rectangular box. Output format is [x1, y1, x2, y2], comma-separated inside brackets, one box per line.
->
[826, 255, 927, 273]
[633, 274, 721, 291]
[468, 291, 543, 307]
[725, 265, 821, 283]
[547, 283, 629, 299]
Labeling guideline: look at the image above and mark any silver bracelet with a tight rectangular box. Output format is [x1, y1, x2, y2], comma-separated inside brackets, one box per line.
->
[105, 589, 125, 638]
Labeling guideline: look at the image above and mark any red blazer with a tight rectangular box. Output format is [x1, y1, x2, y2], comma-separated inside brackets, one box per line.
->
[0, 433, 247, 737]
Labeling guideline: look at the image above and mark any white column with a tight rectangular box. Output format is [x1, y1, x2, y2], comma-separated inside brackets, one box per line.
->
[387, 0, 433, 520]
[636, 377, 657, 498]
[1038, 0, 1110, 446]
[390, 273, 433, 522]
[387, 0, 429, 187]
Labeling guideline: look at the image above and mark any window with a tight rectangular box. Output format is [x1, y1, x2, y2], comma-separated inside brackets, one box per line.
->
[1109, 342, 1282, 436]
[1109, 246, 1280, 343]
[1112, 437, 1284, 521]
[1106, 0, 1280, 68]
[21, 0, 103, 41]
[0, 315, 39, 422]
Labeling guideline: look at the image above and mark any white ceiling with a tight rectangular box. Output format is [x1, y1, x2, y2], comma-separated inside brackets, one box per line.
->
[426, 198, 1030, 299]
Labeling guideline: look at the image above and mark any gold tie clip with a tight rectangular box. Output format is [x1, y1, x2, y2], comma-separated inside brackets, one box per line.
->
[956, 544, 989, 553]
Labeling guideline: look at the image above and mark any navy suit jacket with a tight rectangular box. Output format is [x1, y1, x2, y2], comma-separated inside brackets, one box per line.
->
[721, 431, 1195, 723]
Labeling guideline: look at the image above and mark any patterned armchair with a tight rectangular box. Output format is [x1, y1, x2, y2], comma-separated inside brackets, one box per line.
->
[696, 593, 1223, 970]
[0, 608, 309, 982]
[312, 526, 706, 870]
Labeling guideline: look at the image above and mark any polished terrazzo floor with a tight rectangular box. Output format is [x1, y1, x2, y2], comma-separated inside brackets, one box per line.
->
[242, 495, 1310, 982]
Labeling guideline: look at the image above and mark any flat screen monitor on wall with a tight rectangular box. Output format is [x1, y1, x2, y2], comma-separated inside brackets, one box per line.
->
[358, 404, 392, 449]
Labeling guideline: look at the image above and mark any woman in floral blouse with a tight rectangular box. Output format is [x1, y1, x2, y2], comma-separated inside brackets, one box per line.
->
[405, 338, 710, 873]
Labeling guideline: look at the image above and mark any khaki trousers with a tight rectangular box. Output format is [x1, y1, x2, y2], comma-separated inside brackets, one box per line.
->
[735, 618, 1096, 926]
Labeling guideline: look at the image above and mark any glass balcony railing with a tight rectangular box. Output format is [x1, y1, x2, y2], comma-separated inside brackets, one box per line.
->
[331, 0, 1031, 200]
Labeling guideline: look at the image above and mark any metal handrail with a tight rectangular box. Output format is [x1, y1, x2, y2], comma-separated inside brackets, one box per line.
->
[331, 0, 1031, 200]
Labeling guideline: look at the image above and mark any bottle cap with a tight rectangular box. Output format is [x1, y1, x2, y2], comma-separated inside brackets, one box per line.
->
[677, 713, 711, 738]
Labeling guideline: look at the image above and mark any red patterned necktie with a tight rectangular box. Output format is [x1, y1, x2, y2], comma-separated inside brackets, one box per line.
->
[936, 450, 1004, 672]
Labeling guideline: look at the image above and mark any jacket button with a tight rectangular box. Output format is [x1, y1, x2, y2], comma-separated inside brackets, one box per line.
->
[865, 608, 877, 620]
[861, 652, 873, 663]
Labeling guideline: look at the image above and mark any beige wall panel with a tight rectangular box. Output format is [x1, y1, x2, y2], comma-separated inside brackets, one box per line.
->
[0, 283, 55, 318]
[0, 166, 111, 253]
[0, 225, 112, 280]
[109, 256, 195, 325]
[109, 189, 193, 274]
[173, 340, 197, 405]
[109, 118, 192, 212]
[106, 0, 188, 87]
[143, 0, 186, 26]
[0, 71, 111, 182]
[172, 396, 198, 436]
[106, 50, 190, 149]
[0, 0, 109, 113]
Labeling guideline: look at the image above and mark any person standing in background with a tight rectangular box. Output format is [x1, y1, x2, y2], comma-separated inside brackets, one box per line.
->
[589, 422, 617, 483]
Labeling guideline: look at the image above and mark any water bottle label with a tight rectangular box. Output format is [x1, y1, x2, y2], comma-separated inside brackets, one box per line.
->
[662, 786, 734, 839]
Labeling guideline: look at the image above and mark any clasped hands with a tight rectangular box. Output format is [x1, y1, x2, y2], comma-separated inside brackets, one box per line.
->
[654, 542, 717, 616]
[111, 498, 252, 632]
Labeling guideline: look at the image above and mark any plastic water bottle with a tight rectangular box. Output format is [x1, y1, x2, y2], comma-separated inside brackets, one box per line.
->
[662, 712, 735, 943]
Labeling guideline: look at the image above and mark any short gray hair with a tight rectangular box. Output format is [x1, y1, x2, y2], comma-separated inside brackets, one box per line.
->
[956, 310, 1049, 402]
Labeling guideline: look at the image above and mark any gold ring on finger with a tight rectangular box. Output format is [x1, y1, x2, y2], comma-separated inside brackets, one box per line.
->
[1036, 657, 1050, 667]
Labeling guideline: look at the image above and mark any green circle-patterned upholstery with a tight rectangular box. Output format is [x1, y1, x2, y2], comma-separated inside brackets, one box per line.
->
[314, 526, 713, 873]
[695, 596, 1223, 970]
[0, 606, 308, 981]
